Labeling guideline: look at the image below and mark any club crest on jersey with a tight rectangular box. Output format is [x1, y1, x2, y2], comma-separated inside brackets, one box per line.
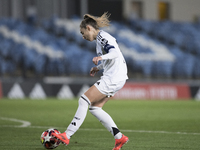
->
[101, 38, 108, 46]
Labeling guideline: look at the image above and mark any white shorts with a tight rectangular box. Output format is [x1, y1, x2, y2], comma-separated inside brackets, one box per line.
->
[94, 78, 126, 97]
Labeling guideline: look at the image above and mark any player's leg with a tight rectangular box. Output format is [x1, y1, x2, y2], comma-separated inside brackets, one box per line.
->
[89, 97, 129, 150]
[52, 85, 106, 145]
[88, 80, 129, 150]
[85, 83, 122, 139]
[89, 99, 122, 139]
[65, 85, 107, 138]
[64, 84, 119, 139]
[65, 94, 90, 139]
[52, 94, 91, 145]
[87, 79, 123, 139]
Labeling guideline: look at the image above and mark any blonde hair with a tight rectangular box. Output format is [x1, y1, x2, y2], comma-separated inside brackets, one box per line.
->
[80, 12, 111, 29]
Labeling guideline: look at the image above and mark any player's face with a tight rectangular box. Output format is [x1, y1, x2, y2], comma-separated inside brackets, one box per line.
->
[80, 26, 95, 41]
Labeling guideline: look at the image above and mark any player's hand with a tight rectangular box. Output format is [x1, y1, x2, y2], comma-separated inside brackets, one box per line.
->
[92, 56, 102, 65]
[90, 67, 99, 77]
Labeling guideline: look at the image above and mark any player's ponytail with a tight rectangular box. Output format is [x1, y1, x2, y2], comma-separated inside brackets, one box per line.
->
[80, 12, 111, 29]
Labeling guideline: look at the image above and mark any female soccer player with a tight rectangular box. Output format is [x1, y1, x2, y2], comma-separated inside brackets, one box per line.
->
[53, 12, 129, 150]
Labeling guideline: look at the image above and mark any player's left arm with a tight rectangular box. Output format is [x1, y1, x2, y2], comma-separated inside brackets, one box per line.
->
[101, 40, 119, 59]
[101, 48, 118, 60]
[92, 45, 118, 65]
[93, 36, 118, 65]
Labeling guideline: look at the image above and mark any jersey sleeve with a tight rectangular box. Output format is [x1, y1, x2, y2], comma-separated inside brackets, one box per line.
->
[98, 32, 119, 60]
[101, 49, 118, 60]
[96, 63, 103, 70]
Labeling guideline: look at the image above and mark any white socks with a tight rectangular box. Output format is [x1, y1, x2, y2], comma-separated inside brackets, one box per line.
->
[65, 94, 122, 140]
[65, 94, 90, 139]
[89, 106, 122, 139]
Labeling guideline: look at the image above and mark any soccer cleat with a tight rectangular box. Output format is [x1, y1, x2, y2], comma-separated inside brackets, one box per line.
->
[112, 134, 129, 150]
[52, 132, 70, 146]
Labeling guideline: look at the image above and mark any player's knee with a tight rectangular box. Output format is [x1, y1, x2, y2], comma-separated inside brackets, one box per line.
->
[79, 94, 91, 106]
[89, 106, 101, 114]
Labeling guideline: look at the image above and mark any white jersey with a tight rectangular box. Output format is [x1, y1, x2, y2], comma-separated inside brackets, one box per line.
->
[96, 30, 128, 83]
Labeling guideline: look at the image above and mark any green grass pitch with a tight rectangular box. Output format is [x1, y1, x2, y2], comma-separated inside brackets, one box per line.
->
[0, 98, 200, 150]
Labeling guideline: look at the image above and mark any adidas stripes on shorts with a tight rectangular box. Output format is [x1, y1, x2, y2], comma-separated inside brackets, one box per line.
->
[94, 78, 126, 97]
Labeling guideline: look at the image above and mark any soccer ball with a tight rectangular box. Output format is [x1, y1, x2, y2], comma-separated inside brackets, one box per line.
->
[40, 128, 61, 149]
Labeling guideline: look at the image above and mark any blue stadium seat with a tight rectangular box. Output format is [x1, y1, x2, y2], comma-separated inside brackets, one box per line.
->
[173, 54, 195, 78]
[193, 57, 200, 78]
[0, 38, 13, 57]
[1, 17, 200, 78]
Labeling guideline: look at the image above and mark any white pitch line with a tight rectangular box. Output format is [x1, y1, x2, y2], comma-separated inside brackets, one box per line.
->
[6, 125, 200, 136]
[0, 118, 199, 136]
[80, 128, 200, 136]
[0, 117, 31, 127]
[120, 129, 200, 135]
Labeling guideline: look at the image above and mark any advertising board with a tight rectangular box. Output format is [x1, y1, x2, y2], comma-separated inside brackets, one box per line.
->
[114, 83, 190, 100]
